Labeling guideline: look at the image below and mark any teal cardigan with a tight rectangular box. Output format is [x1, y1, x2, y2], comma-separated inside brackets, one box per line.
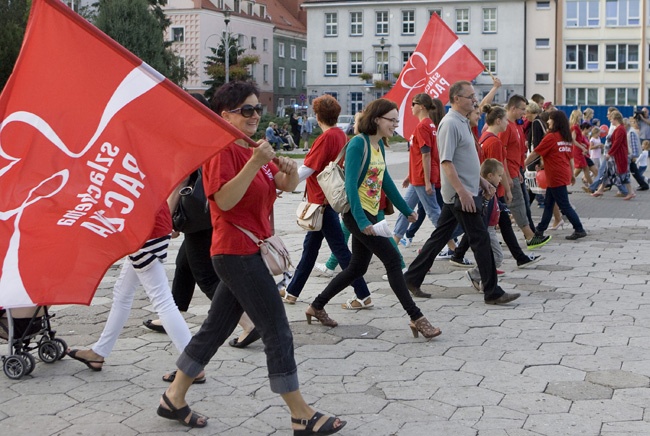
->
[344, 134, 413, 231]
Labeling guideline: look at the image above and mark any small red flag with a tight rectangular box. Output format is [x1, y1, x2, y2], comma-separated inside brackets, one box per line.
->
[0, 0, 245, 308]
[384, 13, 486, 139]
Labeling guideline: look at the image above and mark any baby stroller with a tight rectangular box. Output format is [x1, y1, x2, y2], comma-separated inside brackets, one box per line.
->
[0, 306, 67, 379]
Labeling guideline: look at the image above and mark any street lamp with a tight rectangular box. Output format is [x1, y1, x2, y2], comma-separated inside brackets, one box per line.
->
[224, 10, 231, 83]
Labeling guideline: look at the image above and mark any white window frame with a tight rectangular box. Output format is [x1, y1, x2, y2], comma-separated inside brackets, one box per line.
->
[302, 47, 307, 61]
[375, 50, 388, 79]
[536, 38, 550, 49]
[278, 67, 285, 87]
[250, 36, 257, 50]
[537, 1, 551, 9]
[350, 12, 363, 36]
[171, 27, 184, 42]
[565, 88, 599, 105]
[430, 9, 442, 18]
[233, 0, 240, 13]
[263, 64, 269, 83]
[606, 0, 641, 26]
[401, 51, 413, 67]
[605, 44, 639, 70]
[290, 44, 296, 59]
[263, 38, 269, 52]
[279, 42, 285, 58]
[402, 10, 415, 35]
[302, 70, 307, 87]
[566, 0, 600, 27]
[565, 44, 599, 71]
[325, 52, 338, 76]
[350, 51, 363, 75]
[605, 87, 638, 105]
[325, 12, 338, 36]
[350, 92, 363, 114]
[456, 9, 470, 34]
[376, 11, 389, 35]
[535, 73, 550, 83]
[482, 8, 497, 33]
[290, 69, 297, 88]
[259, 5, 266, 18]
[483, 49, 497, 74]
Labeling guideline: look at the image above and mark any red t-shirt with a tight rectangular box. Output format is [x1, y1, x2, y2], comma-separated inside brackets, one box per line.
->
[203, 142, 279, 256]
[409, 117, 440, 187]
[534, 131, 573, 187]
[149, 203, 172, 239]
[479, 131, 506, 197]
[499, 120, 526, 179]
[304, 127, 347, 204]
[571, 125, 588, 168]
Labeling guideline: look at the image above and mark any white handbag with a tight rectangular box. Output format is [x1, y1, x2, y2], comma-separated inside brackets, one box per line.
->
[296, 202, 325, 231]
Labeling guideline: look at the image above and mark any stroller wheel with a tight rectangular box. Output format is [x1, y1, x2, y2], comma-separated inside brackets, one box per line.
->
[3, 355, 27, 380]
[53, 338, 68, 360]
[19, 352, 36, 375]
[39, 341, 60, 363]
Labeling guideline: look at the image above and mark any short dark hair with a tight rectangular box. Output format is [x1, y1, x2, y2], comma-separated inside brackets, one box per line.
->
[312, 94, 341, 127]
[481, 158, 503, 178]
[506, 94, 527, 109]
[530, 94, 545, 105]
[210, 81, 260, 116]
[357, 98, 398, 135]
[449, 80, 472, 103]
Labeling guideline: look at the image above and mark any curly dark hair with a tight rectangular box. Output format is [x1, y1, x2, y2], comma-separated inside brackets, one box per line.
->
[312, 94, 341, 127]
[209, 81, 260, 116]
[357, 98, 398, 135]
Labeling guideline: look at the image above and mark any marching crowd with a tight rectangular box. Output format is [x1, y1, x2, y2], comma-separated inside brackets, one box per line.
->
[9, 77, 640, 435]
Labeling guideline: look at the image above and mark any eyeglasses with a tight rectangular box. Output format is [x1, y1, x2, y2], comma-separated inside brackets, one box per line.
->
[380, 116, 400, 124]
[227, 104, 263, 118]
[411, 101, 420, 107]
[457, 94, 477, 101]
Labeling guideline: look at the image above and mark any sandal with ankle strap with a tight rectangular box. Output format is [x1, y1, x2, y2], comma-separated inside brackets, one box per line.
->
[279, 288, 298, 304]
[292, 411, 346, 435]
[157, 392, 207, 428]
[341, 296, 373, 310]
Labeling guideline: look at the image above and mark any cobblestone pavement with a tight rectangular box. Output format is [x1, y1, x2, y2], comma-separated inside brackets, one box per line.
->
[1, 148, 649, 436]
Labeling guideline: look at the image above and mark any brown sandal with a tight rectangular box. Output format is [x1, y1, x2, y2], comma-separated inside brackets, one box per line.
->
[409, 317, 441, 339]
[305, 306, 338, 327]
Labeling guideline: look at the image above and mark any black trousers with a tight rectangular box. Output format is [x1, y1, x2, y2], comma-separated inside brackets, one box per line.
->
[630, 161, 649, 189]
[404, 203, 505, 302]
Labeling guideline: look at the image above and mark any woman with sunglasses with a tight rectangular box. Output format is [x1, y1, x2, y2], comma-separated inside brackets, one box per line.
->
[305, 98, 441, 340]
[158, 81, 346, 435]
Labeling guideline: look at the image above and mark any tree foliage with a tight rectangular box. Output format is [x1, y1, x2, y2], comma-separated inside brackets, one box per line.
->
[0, 0, 30, 92]
[95, 0, 188, 86]
[203, 33, 259, 99]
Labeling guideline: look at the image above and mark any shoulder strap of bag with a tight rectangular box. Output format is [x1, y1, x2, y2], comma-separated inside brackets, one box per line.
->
[356, 134, 370, 185]
[232, 223, 263, 245]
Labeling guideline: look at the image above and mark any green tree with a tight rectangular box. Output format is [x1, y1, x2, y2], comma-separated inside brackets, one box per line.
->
[203, 33, 259, 99]
[0, 0, 30, 92]
[95, 0, 187, 86]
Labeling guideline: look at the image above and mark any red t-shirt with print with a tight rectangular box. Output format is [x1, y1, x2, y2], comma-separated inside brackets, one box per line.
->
[479, 131, 506, 198]
[304, 127, 347, 204]
[203, 142, 279, 256]
[498, 120, 526, 179]
[409, 117, 440, 187]
[533, 131, 573, 188]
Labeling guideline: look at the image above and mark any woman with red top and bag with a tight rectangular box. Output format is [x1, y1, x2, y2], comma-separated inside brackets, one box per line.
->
[525, 110, 587, 241]
[158, 81, 346, 435]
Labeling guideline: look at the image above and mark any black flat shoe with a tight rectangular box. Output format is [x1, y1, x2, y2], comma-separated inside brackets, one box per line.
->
[143, 319, 166, 333]
[228, 328, 261, 348]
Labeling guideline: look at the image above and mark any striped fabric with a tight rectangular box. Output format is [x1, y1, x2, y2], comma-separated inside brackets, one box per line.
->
[128, 235, 171, 271]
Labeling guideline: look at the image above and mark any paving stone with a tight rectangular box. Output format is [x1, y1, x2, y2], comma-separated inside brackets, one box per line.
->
[522, 364, 586, 382]
[569, 398, 644, 421]
[500, 392, 571, 414]
[480, 373, 548, 395]
[586, 370, 650, 389]
[544, 380, 613, 401]
[432, 386, 504, 407]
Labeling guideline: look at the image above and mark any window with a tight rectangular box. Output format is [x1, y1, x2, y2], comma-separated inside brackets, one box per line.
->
[350, 12, 363, 36]
[279, 42, 285, 58]
[402, 10, 415, 35]
[606, 44, 639, 70]
[238, 35, 246, 47]
[233, 0, 240, 13]
[376, 11, 389, 35]
[606, 0, 641, 26]
[290, 45, 296, 59]
[483, 49, 497, 74]
[456, 9, 470, 33]
[537, 1, 551, 9]
[171, 27, 184, 42]
[375, 50, 388, 80]
[605, 87, 638, 104]
[536, 38, 550, 48]
[247, 2, 253, 15]
[566, 0, 600, 27]
[325, 12, 338, 36]
[324, 91, 338, 101]
[277, 98, 284, 110]
[259, 5, 266, 18]
[250, 63, 256, 80]
[402, 51, 413, 67]
[263, 64, 269, 83]
[536, 73, 550, 82]
[177, 56, 185, 71]
[565, 44, 599, 70]
[290, 69, 297, 88]
[302, 47, 307, 61]
[325, 52, 338, 76]
[482, 8, 497, 33]
[430, 9, 442, 18]
[351, 92, 363, 114]
[302, 70, 306, 87]
[278, 67, 285, 87]
[263, 38, 269, 52]
[350, 51, 363, 75]
[250, 36, 257, 50]
[565, 88, 598, 105]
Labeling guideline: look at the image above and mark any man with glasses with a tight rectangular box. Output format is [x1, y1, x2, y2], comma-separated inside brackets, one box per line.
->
[404, 80, 520, 305]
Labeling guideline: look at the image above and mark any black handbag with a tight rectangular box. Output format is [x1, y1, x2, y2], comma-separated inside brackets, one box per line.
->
[172, 168, 212, 233]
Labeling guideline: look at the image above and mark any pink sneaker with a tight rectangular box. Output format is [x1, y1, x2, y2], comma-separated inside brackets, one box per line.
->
[496, 269, 505, 275]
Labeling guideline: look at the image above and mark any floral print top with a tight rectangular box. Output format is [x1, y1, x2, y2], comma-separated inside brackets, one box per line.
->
[358, 145, 385, 215]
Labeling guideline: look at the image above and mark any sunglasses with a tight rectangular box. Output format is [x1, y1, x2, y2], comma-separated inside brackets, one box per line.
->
[411, 101, 420, 107]
[227, 104, 263, 118]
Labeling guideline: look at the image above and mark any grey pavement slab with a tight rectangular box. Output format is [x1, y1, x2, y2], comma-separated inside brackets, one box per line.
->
[1, 148, 650, 435]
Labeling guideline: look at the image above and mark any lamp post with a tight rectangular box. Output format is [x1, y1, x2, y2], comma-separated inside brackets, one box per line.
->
[224, 11, 231, 83]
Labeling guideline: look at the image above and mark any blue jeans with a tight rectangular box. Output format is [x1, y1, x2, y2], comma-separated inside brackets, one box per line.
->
[405, 201, 426, 239]
[393, 185, 441, 238]
[177, 253, 299, 394]
[536, 186, 584, 235]
[590, 159, 628, 194]
[287, 205, 370, 299]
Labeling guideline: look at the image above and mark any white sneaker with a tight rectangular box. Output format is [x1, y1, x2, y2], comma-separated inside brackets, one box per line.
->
[399, 237, 412, 248]
[436, 248, 454, 259]
[313, 263, 334, 277]
[382, 267, 408, 281]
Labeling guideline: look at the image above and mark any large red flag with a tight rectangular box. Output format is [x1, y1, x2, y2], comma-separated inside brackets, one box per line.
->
[384, 13, 486, 139]
[0, 0, 245, 308]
